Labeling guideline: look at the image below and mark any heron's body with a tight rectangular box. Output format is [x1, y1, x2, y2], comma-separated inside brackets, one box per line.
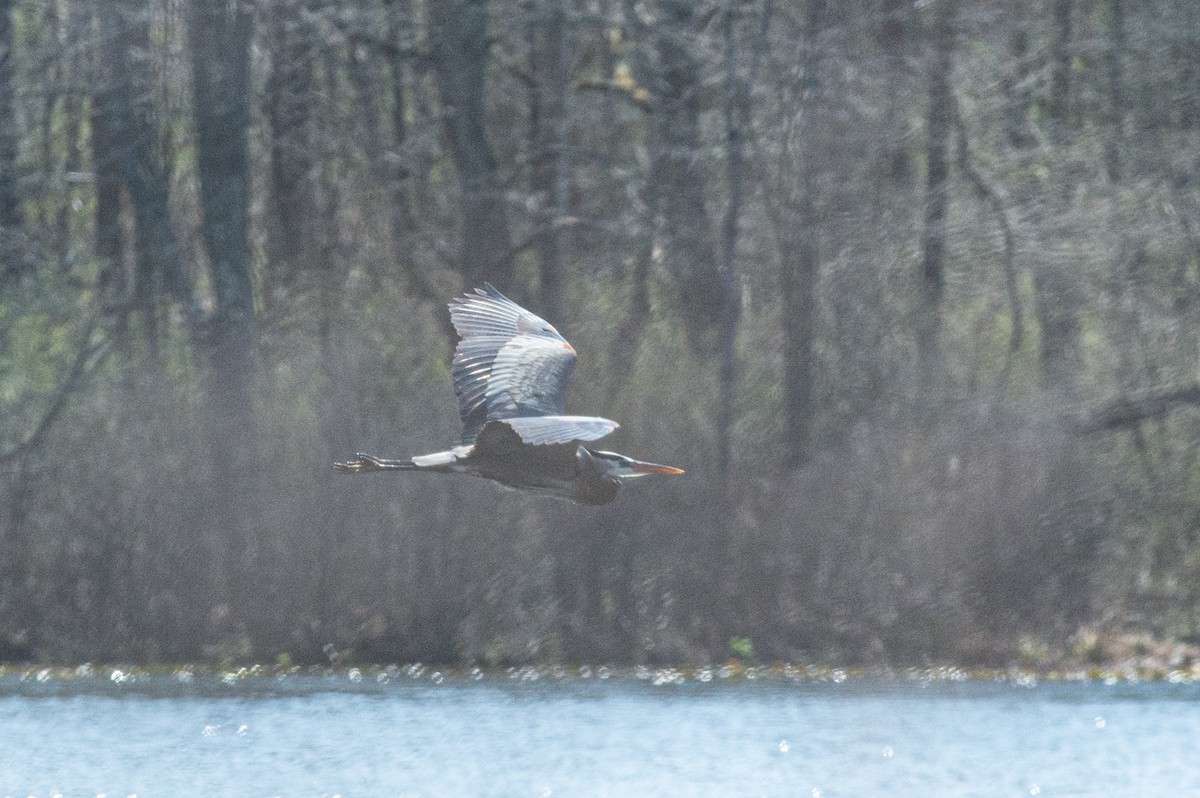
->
[456, 442, 619, 506]
[349, 423, 621, 505]
[335, 284, 682, 504]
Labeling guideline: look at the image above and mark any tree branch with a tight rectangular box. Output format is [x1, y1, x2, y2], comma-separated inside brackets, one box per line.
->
[0, 312, 108, 464]
[327, 14, 429, 66]
[574, 79, 652, 113]
[1076, 382, 1200, 433]
[953, 95, 1023, 355]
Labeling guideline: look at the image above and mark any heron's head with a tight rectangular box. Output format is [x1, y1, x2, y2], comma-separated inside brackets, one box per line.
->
[577, 447, 685, 481]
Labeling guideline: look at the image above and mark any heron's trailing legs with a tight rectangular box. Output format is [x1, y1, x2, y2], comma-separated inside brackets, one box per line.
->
[333, 453, 416, 473]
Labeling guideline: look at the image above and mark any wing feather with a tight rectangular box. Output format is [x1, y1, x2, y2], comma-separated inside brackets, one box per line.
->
[448, 284, 578, 444]
[471, 418, 618, 457]
[486, 336, 576, 419]
[500, 416, 619, 446]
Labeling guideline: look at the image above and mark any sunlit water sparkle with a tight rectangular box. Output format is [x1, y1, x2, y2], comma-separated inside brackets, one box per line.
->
[2, 672, 1199, 796]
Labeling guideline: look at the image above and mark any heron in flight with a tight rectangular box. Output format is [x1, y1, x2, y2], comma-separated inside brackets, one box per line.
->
[334, 284, 683, 505]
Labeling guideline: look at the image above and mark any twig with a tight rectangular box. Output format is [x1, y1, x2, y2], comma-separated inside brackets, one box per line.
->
[573, 79, 652, 113]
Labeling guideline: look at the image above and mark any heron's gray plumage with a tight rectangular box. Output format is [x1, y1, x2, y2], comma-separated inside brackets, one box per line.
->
[335, 284, 681, 504]
[498, 415, 618, 446]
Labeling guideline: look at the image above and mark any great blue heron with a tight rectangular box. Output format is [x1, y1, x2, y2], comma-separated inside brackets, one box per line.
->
[334, 284, 683, 505]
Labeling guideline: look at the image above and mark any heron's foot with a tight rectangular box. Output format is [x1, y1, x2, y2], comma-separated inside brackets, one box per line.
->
[333, 453, 386, 474]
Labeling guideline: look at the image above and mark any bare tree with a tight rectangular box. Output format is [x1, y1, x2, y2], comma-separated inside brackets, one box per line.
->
[384, 0, 419, 287]
[187, 0, 256, 408]
[716, 0, 750, 477]
[187, 0, 257, 604]
[0, 0, 20, 241]
[1177, 0, 1200, 129]
[528, 0, 571, 325]
[430, 0, 515, 288]
[651, 0, 724, 351]
[999, 7, 1034, 149]
[95, 0, 200, 344]
[1048, 0, 1073, 130]
[874, 0, 915, 182]
[265, 0, 319, 306]
[90, 0, 122, 312]
[1104, 0, 1125, 182]
[916, 0, 956, 398]
[775, 0, 825, 469]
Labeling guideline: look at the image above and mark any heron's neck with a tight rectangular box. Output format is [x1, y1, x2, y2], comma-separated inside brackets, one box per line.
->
[573, 470, 620, 505]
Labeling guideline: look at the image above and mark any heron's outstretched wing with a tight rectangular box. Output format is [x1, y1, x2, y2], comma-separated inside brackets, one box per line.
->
[449, 284, 579, 444]
[500, 415, 618, 446]
[473, 417, 618, 456]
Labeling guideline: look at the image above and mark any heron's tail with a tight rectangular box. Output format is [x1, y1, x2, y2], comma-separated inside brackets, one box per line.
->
[333, 453, 417, 474]
[409, 450, 460, 468]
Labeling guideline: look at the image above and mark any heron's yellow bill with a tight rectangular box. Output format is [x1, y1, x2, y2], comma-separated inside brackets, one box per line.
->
[631, 463, 685, 475]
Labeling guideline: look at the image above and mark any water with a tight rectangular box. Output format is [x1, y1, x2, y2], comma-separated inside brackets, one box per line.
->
[2, 668, 1199, 797]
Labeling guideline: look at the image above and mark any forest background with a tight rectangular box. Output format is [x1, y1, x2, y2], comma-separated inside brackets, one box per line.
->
[1, 0, 1199, 668]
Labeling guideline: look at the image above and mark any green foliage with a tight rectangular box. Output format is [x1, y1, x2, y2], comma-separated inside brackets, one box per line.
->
[6, 312, 69, 391]
[729, 636, 756, 663]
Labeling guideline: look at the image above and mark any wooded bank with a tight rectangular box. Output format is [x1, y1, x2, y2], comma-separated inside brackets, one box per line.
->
[1, 0, 1200, 666]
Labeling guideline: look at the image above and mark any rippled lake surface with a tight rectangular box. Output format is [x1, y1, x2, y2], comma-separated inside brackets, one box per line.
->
[3, 667, 1200, 797]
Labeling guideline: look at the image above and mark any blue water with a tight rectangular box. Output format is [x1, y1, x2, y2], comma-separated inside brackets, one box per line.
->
[2, 667, 1199, 797]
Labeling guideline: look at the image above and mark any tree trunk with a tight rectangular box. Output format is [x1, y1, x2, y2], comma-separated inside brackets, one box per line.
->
[780, 0, 825, 470]
[1032, 0, 1081, 395]
[385, 0, 418, 285]
[187, 0, 256, 406]
[0, 0, 20, 235]
[916, 0, 955, 398]
[653, 0, 723, 353]
[1179, 0, 1200, 129]
[528, 0, 569, 326]
[429, 0, 514, 289]
[1104, 0, 1124, 182]
[875, 0, 913, 183]
[717, 4, 742, 478]
[265, 0, 317, 313]
[186, 0, 257, 604]
[91, 94, 124, 330]
[1048, 0, 1073, 131]
[717, 0, 769, 476]
[606, 195, 654, 403]
[50, 2, 85, 263]
[605, 0, 656, 400]
[90, 2, 124, 328]
[1031, 261, 1079, 402]
[1001, 22, 1034, 149]
[96, 0, 200, 336]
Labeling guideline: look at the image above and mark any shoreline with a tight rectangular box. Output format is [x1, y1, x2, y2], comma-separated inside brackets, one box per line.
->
[3, 658, 1199, 686]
